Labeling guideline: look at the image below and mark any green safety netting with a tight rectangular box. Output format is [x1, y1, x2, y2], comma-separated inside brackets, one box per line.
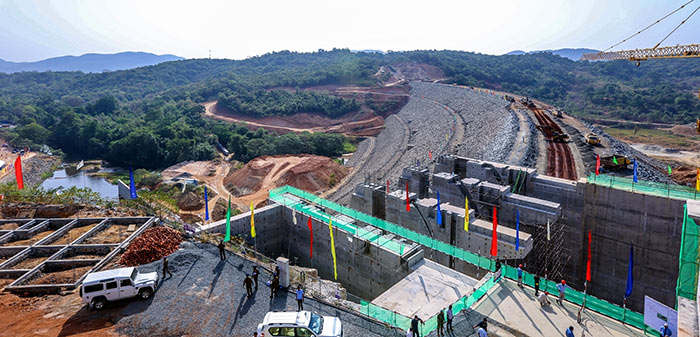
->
[360, 275, 498, 336]
[677, 204, 700, 301]
[270, 185, 653, 334]
[587, 173, 700, 200]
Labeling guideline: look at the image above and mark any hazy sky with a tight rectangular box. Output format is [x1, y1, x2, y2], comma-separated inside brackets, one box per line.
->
[0, 0, 698, 62]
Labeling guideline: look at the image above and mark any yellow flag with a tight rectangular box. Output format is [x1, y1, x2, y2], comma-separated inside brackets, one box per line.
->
[329, 218, 337, 280]
[464, 196, 469, 231]
[696, 168, 699, 192]
[250, 201, 256, 238]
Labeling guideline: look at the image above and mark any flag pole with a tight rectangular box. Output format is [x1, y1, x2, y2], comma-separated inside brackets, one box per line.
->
[577, 281, 587, 323]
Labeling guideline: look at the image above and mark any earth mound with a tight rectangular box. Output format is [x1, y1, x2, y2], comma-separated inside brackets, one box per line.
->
[224, 154, 348, 198]
[120, 227, 183, 266]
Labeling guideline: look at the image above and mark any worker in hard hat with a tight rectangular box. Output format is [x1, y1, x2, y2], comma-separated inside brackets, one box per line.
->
[556, 280, 568, 305]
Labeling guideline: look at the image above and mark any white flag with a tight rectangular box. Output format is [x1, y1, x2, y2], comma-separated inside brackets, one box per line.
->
[293, 209, 297, 225]
[76, 160, 85, 171]
[547, 219, 551, 241]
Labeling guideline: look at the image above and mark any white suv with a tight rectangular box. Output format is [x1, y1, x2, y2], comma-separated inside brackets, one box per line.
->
[257, 311, 343, 337]
[80, 267, 158, 310]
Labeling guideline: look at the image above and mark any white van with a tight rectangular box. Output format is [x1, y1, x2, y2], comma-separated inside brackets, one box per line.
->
[80, 267, 158, 309]
[257, 311, 342, 337]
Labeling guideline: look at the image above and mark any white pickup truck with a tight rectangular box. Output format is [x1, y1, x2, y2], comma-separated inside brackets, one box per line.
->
[80, 267, 158, 309]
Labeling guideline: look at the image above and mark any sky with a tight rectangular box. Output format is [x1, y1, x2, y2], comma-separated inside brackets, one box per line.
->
[0, 0, 698, 62]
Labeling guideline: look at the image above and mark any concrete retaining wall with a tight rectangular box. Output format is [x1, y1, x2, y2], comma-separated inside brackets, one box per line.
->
[412, 155, 687, 312]
[199, 202, 418, 300]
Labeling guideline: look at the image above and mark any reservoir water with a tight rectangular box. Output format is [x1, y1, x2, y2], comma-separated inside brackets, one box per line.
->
[40, 169, 118, 200]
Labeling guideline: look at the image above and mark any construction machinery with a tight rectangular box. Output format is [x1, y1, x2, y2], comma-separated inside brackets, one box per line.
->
[585, 133, 601, 146]
[600, 155, 631, 172]
[551, 130, 569, 143]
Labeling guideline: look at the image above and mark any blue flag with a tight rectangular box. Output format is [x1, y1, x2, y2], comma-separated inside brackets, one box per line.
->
[515, 210, 520, 251]
[625, 243, 634, 298]
[129, 166, 138, 199]
[204, 186, 209, 221]
[633, 159, 638, 183]
[436, 191, 442, 226]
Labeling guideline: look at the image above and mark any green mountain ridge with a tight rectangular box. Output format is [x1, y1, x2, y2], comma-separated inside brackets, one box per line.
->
[0, 49, 698, 169]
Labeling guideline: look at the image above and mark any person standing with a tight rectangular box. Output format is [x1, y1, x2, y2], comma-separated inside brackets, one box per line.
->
[517, 264, 524, 288]
[534, 274, 541, 296]
[659, 323, 673, 336]
[436, 309, 445, 337]
[477, 327, 488, 337]
[410, 315, 424, 337]
[565, 326, 575, 337]
[218, 240, 226, 260]
[252, 266, 259, 290]
[557, 280, 567, 305]
[446, 304, 454, 332]
[244, 274, 254, 297]
[270, 275, 279, 299]
[296, 285, 304, 311]
[162, 257, 172, 279]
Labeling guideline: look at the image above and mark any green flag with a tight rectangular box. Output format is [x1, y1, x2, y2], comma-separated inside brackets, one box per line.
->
[668, 165, 672, 175]
[224, 196, 231, 242]
[612, 156, 618, 165]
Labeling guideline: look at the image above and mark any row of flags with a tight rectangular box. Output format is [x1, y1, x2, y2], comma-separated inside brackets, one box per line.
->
[595, 154, 700, 191]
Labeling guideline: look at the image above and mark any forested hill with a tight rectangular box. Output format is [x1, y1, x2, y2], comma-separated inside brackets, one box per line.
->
[0, 49, 698, 169]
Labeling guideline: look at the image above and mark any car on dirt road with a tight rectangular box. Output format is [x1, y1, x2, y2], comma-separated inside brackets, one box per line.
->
[257, 311, 343, 337]
[80, 267, 158, 310]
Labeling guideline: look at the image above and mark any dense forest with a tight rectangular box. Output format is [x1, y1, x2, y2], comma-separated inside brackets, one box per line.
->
[0, 48, 698, 168]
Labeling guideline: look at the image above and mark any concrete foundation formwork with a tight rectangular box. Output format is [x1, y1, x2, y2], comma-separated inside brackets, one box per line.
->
[198, 201, 424, 300]
[0, 217, 157, 294]
[395, 154, 687, 313]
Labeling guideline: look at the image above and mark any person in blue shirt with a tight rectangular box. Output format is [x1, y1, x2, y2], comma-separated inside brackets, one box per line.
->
[659, 323, 672, 336]
[517, 264, 523, 288]
[296, 285, 304, 311]
[556, 280, 567, 305]
[565, 326, 575, 337]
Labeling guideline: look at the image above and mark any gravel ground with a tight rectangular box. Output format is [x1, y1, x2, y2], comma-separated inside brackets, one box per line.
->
[587, 124, 674, 183]
[0, 155, 59, 187]
[332, 82, 518, 204]
[109, 241, 401, 337]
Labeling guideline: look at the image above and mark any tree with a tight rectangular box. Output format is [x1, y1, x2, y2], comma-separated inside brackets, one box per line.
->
[17, 122, 49, 144]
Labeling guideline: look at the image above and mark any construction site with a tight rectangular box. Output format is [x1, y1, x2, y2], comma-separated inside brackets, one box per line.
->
[0, 78, 699, 337]
[2, 3, 700, 336]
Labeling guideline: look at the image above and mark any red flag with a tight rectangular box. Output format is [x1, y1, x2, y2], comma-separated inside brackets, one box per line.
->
[428, 151, 432, 160]
[386, 179, 389, 193]
[595, 155, 600, 176]
[490, 206, 498, 256]
[307, 217, 313, 259]
[405, 182, 410, 212]
[14, 156, 23, 190]
[586, 231, 592, 282]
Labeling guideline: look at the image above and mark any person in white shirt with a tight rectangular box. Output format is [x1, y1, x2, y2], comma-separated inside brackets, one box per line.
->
[446, 304, 454, 331]
[538, 291, 551, 307]
[478, 327, 488, 337]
